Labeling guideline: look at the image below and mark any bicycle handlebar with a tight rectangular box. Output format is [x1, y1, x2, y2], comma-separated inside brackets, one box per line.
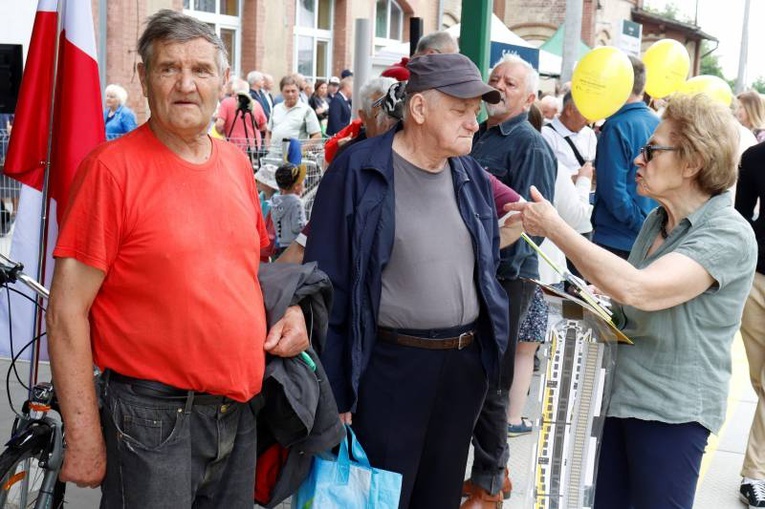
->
[0, 253, 49, 300]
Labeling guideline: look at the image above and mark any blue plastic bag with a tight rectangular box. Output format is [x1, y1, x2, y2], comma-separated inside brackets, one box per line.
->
[292, 425, 403, 509]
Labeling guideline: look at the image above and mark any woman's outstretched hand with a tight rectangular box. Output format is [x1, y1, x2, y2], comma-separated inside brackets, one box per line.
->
[504, 185, 563, 238]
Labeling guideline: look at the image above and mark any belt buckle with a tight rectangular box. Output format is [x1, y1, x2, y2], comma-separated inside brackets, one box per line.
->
[458, 332, 470, 350]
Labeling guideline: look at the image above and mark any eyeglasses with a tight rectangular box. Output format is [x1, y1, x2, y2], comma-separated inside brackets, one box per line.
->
[640, 144, 678, 163]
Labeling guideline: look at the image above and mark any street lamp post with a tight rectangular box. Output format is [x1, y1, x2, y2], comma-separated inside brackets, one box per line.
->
[562, 0, 584, 83]
[735, 0, 751, 93]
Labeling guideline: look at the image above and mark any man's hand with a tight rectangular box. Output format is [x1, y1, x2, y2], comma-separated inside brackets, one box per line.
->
[339, 412, 353, 425]
[336, 135, 353, 147]
[499, 212, 523, 248]
[577, 161, 594, 181]
[59, 431, 106, 488]
[264, 305, 309, 357]
[504, 185, 564, 238]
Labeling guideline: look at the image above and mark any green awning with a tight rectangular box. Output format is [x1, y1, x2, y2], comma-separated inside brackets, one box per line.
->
[539, 24, 590, 59]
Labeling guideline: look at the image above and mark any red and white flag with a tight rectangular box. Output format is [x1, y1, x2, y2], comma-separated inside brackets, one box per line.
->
[1, 0, 105, 360]
[3, 0, 58, 190]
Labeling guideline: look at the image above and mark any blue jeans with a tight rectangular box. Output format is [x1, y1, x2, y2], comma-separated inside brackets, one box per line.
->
[99, 377, 257, 508]
[594, 417, 709, 509]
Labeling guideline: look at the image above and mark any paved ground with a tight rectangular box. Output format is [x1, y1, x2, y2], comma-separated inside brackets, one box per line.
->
[0, 333, 755, 509]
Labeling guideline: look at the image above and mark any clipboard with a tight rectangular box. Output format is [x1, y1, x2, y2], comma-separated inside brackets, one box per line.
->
[520, 232, 633, 345]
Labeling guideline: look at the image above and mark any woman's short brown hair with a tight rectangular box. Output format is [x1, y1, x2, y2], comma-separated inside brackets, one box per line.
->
[663, 93, 739, 195]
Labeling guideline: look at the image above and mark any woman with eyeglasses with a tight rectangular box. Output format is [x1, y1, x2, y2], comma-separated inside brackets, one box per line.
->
[506, 92, 757, 508]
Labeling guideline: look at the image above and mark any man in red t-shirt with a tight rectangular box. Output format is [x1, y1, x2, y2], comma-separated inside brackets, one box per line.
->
[214, 77, 267, 156]
[46, 10, 308, 507]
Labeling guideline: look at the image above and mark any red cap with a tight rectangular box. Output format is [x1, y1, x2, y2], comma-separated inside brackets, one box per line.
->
[381, 57, 410, 81]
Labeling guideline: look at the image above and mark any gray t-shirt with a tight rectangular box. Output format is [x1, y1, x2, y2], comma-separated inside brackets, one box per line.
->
[377, 151, 480, 329]
[607, 192, 757, 433]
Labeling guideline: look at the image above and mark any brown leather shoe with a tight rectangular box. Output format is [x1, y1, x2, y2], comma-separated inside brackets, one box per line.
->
[461, 469, 512, 500]
[459, 484, 503, 509]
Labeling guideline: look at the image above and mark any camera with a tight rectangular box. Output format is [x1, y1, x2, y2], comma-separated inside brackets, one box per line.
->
[236, 91, 253, 112]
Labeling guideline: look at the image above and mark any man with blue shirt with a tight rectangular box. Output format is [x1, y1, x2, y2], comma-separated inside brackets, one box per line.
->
[463, 53, 557, 508]
[592, 56, 659, 259]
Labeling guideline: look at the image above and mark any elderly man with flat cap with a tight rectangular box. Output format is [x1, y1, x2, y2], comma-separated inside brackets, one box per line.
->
[304, 53, 511, 509]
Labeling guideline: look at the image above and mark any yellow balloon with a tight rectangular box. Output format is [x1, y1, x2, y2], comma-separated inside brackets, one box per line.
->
[572, 47, 634, 122]
[677, 75, 733, 107]
[643, 39, 691, 99]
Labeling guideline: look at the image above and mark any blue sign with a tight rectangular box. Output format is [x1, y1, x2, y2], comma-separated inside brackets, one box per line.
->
[490, 42, 539, 71]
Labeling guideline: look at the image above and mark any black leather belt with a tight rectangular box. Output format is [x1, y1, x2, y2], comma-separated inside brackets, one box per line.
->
[105, 370, 230, 406]
[377, 327, 475, 350]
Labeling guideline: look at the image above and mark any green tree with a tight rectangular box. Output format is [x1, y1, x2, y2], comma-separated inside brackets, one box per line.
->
[751, 76, 765, 94]
[699, 41, 726, 79]
[643, 2, 693, 23]
[645, 3, 735, 83]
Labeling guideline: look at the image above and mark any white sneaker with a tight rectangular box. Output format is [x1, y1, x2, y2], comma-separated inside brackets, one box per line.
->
[740, 479, 765, 508]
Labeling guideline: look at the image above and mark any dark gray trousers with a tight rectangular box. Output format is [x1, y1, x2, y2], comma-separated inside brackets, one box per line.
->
[99, 378, 257, 508]
[469, 278, 536, 494]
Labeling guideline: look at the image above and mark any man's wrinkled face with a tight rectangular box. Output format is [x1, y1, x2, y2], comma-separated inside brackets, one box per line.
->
[282, 84, 300, 108]
[486, 62, 535, 121]
[422, 91, 481, 157]
[359, 92, 396, 138]
[138, 38, 227, 138]
[561, 101, 589, 132]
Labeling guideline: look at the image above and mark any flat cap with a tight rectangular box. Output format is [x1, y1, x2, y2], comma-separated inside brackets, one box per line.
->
[406, 53, 501, 104]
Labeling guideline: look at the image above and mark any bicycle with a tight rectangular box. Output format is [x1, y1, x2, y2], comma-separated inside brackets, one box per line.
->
[0, 254, 66, 509]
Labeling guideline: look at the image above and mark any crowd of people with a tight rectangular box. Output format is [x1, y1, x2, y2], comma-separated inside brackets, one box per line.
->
[40, 8, 765, 509]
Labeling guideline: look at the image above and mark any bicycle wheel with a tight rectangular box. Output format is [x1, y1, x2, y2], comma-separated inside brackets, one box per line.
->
[0, 427, 65, 509]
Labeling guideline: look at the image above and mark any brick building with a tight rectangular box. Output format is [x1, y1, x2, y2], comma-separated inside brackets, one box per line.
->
[497, 0, 713, 77]
[6, 0, 717, 123]
[91, 0, 445, 122]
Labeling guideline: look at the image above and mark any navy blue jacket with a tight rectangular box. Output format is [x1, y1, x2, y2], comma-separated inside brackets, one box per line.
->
[250, 89, 272, 122]
[304, 127, 510, 412]
[326, 93, 352, 136]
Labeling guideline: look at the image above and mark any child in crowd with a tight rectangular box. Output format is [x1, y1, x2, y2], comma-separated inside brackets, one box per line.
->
[254, 164, 279, 262]
[271, 163, 307, 256]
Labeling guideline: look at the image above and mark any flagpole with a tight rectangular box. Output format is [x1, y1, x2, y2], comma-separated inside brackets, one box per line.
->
[27, 0, 63, 390]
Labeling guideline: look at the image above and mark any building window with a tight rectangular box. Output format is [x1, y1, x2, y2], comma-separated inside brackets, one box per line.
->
[375, 0, 403, 48]
[294, 0, 333, 82]
[183, 0, 242, 77]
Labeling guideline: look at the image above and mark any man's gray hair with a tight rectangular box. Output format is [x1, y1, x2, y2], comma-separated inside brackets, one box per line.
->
[492, 53, 538, 96]
[402, 88, 444, 123]
[414, 30, 459, 56]
[137, 9, 229, 72]
[339, 76, 354, 92]
[359, 77, 397, 116]
[246, 70, 263, 86]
